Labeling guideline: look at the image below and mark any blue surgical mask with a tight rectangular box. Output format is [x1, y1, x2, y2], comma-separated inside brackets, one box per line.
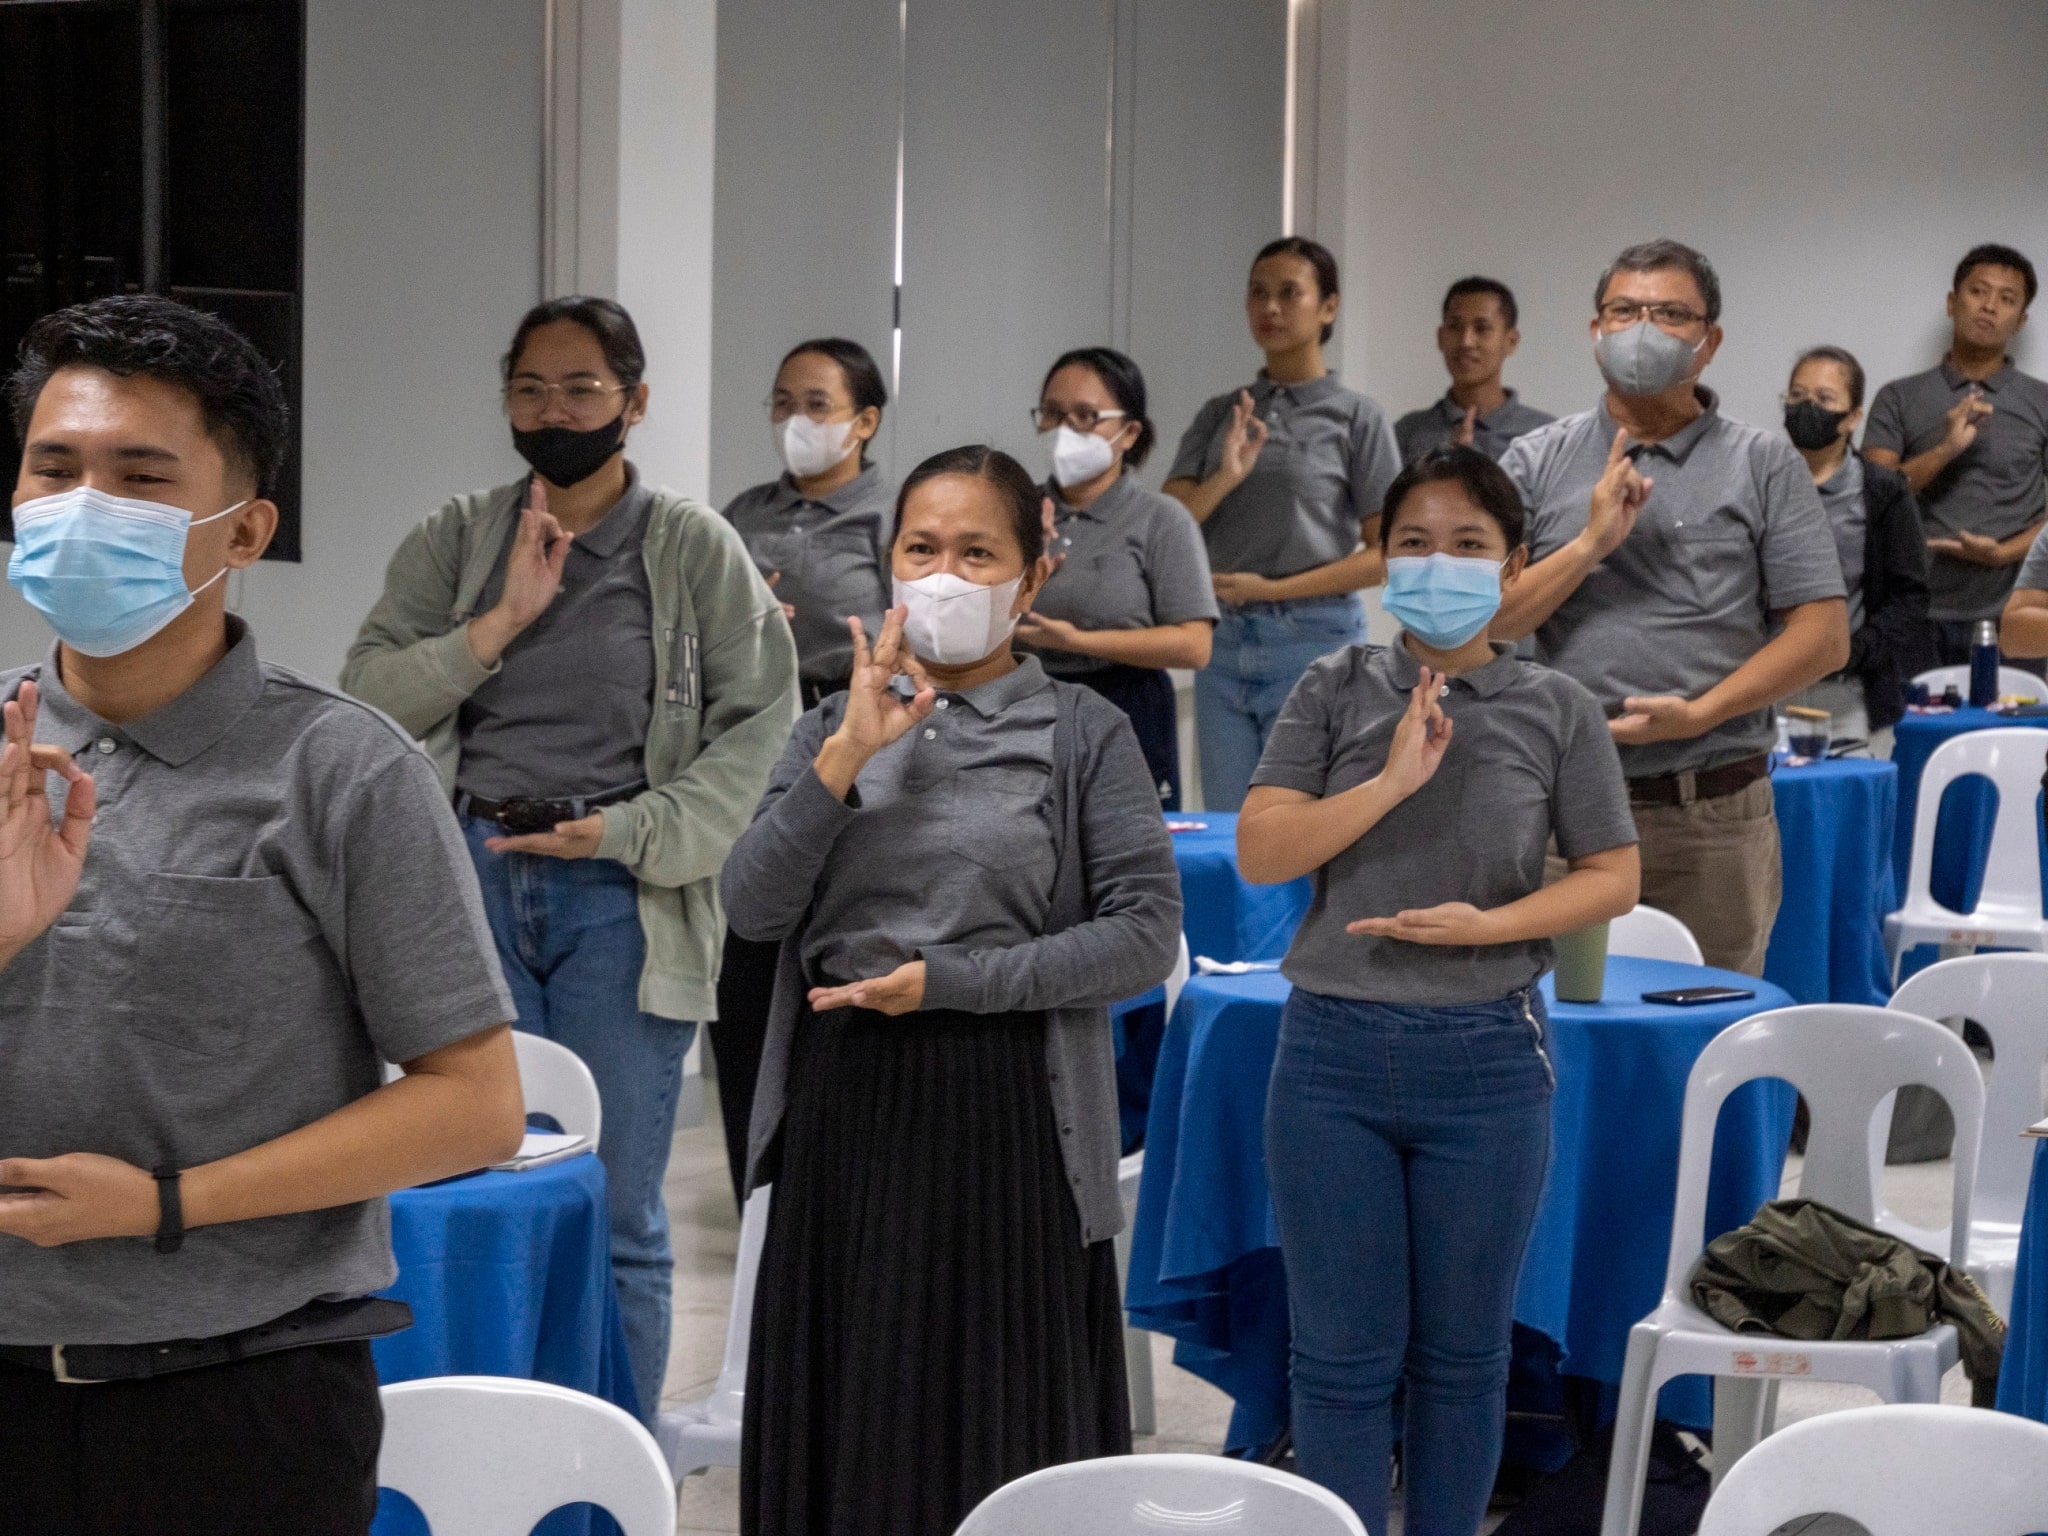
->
[1381, 553, 1503, 649]
[8, 487, 241, 657]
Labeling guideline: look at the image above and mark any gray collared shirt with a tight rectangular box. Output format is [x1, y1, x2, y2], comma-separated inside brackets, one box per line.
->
[2018, 523, 2048, 592]
[1026, 472, 1219, 676]
[0, 622, 512, 1345]
[721, 463, 893, 685]
[1394, 389, 1556, 465]
[800, 660, 1060, 984]
[1865, 358, 2048, 621]
[1253, 642, 1636, 1005]
[1817, 452, 1869, 634]
[1499, 390, 1846, 778]
[458, 468, 655, 801]
[1168, 373, 1401, 579]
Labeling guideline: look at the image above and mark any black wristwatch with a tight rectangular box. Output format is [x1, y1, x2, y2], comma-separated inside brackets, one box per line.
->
[152, 1166, 184, 1255]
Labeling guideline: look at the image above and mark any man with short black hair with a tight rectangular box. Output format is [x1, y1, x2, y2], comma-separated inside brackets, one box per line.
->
[0, 294, 523, 1536]
[1865, 244, 2048, 667]
[1396, 276, 1554, 465]
[1496, 239, 1848, 975]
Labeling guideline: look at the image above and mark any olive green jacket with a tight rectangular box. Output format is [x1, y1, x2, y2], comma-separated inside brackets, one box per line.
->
[340, 478, 800, 1022]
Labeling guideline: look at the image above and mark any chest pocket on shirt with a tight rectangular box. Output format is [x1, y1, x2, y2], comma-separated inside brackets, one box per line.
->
[949, 764, 1054, 871]
[1666, 505, 1760, 613]
[134, 873, 328, 1056]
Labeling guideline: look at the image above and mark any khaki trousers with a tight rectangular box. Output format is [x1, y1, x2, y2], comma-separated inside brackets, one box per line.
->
[1628, 776, 1781, 977]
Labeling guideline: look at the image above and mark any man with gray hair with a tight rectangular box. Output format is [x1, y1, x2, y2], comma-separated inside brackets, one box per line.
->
[1493, 239, 1849, 975]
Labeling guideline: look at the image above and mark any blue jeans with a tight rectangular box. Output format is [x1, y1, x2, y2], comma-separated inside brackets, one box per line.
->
[1196, 596, 1365, 810]
[463, 818, 696, 1424]
[1264, 986, 1554, 1536]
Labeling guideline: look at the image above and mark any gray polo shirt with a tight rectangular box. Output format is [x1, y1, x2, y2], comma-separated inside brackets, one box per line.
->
[1252, 642, 1636, 1005]
[798, 659, 1059, 984]
[1394, 390, 1556, 465]
[1167, 373, 1401, 579]
[1817, 453, 1868, 634]
[721, 463, 892, 685]
[2016, 523, 2048, 592]
[458, 469, 655, 801]
[1025, 472, 1219, 676]
[1865, 359, 2048, 621]
[1498, 391, 1846, 778]
[0, 622, 513, 1346]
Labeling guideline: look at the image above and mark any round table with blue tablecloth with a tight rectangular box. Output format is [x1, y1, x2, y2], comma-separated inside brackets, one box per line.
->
[1125, 955, 1797, 1452]
[372, 1151, 635, 1536]
[1763, 756, 1897, 1007]
[1996, 1138, 2048, 1425]
[1166, 813, 1312, 964]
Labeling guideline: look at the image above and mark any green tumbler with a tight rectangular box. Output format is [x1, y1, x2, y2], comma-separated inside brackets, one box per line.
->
[1553, 921, 1610, 1003]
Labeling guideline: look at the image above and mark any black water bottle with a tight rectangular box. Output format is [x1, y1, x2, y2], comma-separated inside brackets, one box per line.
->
[1969, 618, 2001, 708]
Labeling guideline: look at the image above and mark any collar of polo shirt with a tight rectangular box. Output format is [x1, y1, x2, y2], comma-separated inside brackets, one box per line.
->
[1940, 356, 2014, 394]
[36, 617, 264, 767]
[1381, 639, 1521, 699]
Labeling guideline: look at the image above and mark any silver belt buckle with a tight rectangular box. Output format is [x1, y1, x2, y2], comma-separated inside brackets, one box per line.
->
[51, 1344, 104, 1384]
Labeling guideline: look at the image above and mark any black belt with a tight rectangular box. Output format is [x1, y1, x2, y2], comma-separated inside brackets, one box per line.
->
[456, 781, 645, 836]
[0, 1296, 413, 1384]
[1627, 752, 1771, 809]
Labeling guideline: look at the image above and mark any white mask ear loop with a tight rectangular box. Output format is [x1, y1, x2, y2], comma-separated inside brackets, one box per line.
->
[186, 499, 248, 598]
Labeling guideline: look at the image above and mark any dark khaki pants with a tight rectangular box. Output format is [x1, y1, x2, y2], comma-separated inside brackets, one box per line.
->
[1629, 776, 1781, 976]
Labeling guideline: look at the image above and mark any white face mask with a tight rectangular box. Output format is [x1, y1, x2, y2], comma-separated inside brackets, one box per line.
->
[1048, 424, 1119, 490]
[892, 570, 1026, 666]
[777, 414, 859, 479]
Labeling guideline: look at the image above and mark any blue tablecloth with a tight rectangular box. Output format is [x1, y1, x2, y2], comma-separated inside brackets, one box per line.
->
[1997, 1138, 2048, 1425]
[1127, 956, 1796, 1451]
[1762, 756, 1897, 1007]
[1167, 813, 1311, 964]
[1889, 708, 2048, 923]
[373, 1152, 635, 1536]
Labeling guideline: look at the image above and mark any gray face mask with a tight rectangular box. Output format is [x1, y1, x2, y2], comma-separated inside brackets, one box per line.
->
[1594, 320, 1703, 397]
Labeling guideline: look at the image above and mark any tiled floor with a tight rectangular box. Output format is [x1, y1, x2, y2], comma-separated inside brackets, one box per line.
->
[653, 1085, 1960, 1534]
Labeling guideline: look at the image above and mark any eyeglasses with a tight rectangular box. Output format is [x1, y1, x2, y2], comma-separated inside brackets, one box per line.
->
[766, 395, 855, 424]
[1780, 390, 1849, 410]
[1597, 300, 1707, 330]
[1031, 405, 1128, 433]
[503, 378, 631, 420]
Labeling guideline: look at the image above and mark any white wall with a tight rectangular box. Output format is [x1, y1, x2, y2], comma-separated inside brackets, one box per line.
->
[1338, 0, 2048, 439]
[0, 0, 554, 684]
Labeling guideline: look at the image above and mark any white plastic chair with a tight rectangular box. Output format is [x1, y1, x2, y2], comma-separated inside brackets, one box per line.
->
[1695, 1402, 2048, 1536]
[511, 1031, 604, 1146]
[954, 1452, 1367, 1535]
[1912, 663, 2047, 704]
[1609, 905, 1706, 966]
[379, 1376, 676, 1536]
[1114, 931, 1191, 1438]
[1882, 726, 2048, 980]
[1888, 953, 2048, 1314]
[658, 1183, 772, 1478]
[1598, 1005, 1985, 1536]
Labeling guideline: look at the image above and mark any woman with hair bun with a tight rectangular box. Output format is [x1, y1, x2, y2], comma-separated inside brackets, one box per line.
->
[1018, 346, 1217, 808]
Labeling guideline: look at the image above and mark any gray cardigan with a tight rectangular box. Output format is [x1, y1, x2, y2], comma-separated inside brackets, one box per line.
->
[720, 679, 1182, 1244]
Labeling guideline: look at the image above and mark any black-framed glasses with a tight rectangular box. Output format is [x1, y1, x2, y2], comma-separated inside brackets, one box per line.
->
[1780, 389, 1850, 410]
[1598, 300, 1706, 329]
[503, 378, 631, 418]
[1031, 404, 1128, 433]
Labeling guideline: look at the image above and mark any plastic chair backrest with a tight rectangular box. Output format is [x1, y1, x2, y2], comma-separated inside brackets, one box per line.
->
[1164, 932, 1191, 1021]
[1890, 953, 2048, 1231]
[1696, 1402, 2048, 1536]
[954, 1452, 1367, 1535]
[378, 1376, 675, 1536]
[1911, 665, 2048, 705]
[1660, 1006, 1983, 1295]
[513, 1032, 604, 1146]
[1899, 727, 2048, 922]
[1609, 905, 1706, 966]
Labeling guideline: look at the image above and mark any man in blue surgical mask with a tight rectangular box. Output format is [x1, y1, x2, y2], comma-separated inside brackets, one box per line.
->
[1492, 240, 1849, 976]
[0, 295, 523, 1534]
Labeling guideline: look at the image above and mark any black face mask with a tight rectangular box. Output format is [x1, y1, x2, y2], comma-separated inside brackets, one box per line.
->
[512, 412, 627, 488]
[1783, 399, 1851, 452]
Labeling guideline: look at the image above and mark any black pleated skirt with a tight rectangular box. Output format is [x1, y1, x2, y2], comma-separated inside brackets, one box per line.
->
[740, 1005, 1130, 1536]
